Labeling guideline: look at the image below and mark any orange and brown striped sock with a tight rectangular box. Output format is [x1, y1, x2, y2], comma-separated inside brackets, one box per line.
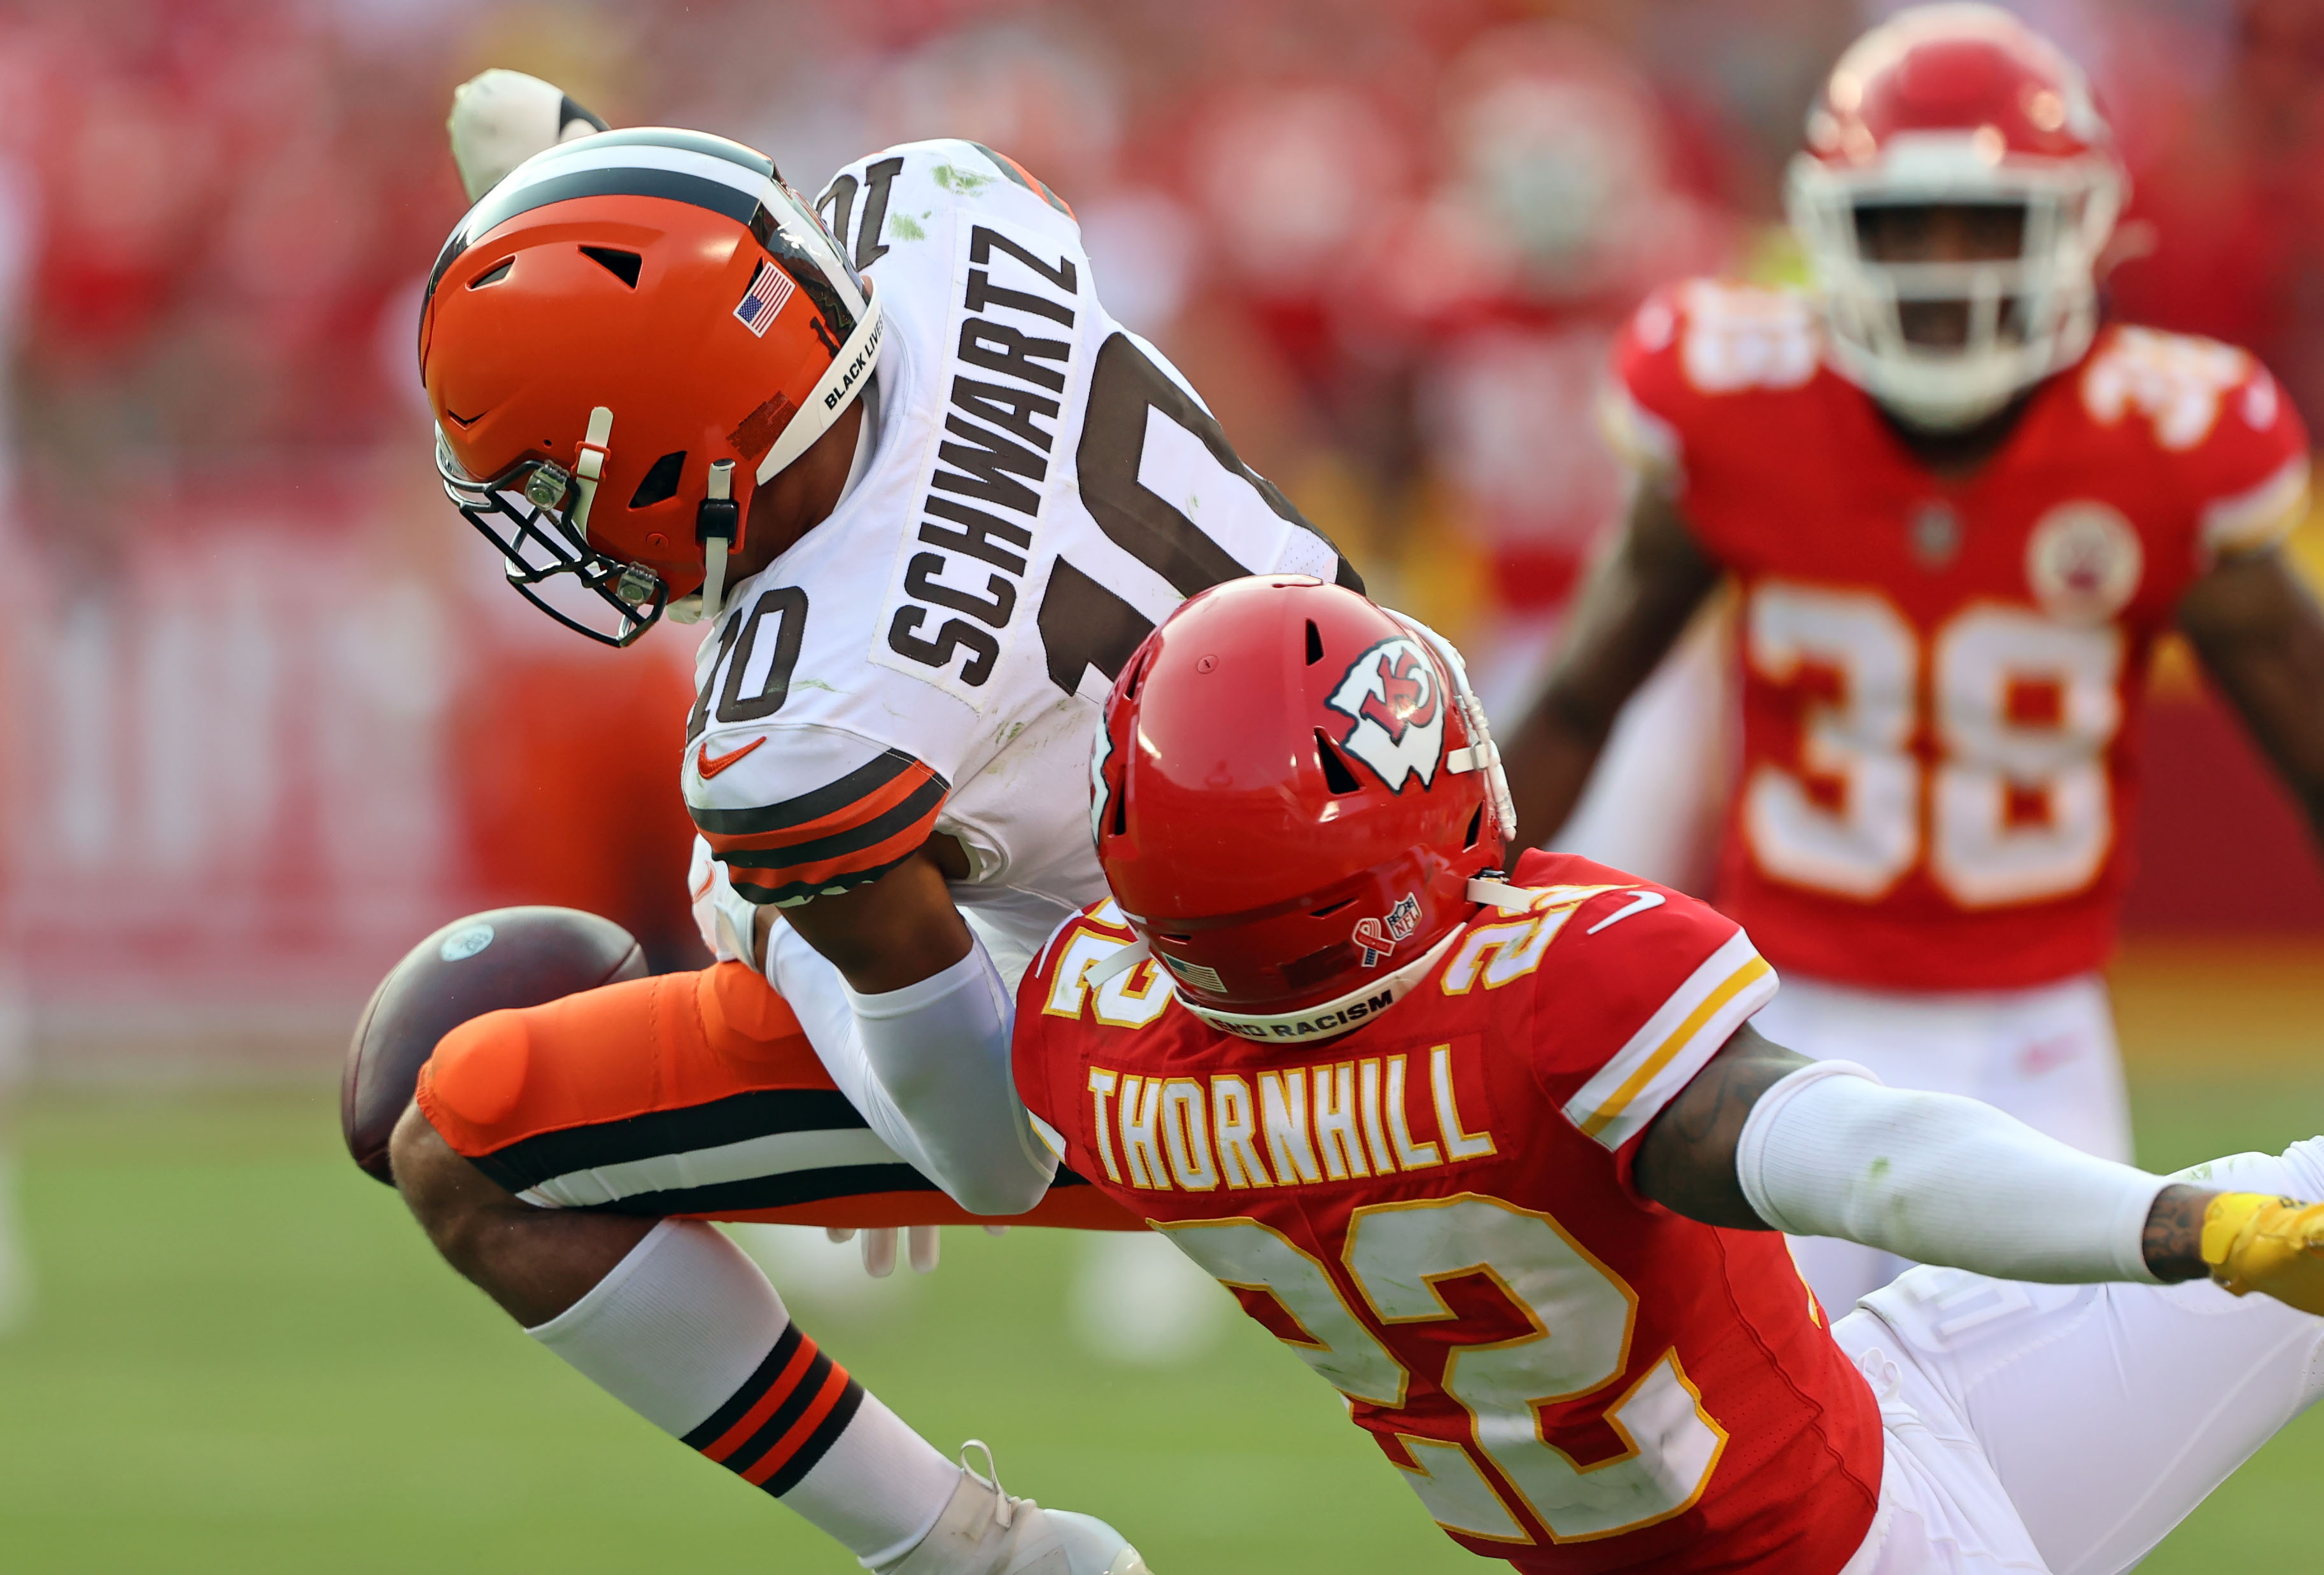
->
[528, 1221, 956, 1560]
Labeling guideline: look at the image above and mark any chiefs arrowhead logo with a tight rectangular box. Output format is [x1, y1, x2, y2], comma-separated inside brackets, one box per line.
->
[1323, 636, 1446, 792]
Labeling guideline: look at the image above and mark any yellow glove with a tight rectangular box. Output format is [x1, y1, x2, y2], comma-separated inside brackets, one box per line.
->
[2202, 1193, 2324, 1313]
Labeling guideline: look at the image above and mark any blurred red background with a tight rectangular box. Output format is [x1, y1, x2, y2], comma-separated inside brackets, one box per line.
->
[0, 0, 2316, 1067]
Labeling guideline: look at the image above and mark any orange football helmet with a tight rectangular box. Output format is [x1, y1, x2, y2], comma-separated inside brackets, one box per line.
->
[420, 128, 882, 644]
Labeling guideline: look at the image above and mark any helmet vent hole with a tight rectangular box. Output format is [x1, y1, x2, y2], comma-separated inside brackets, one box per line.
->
[1309, 897, 1353, 918]
[1108, 769, 1129, 837]
[628, 451, 687, 508]
[1314, 730, 1362, 794]
[1463, 806, 1483, 849]
[581, 246, 643, 288]
[1305, 619, 1324, 665]
[1283, 944, 1351, 992]
[467, 259, 514, 290]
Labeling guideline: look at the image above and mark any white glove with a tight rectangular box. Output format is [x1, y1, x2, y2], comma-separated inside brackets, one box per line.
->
[448, 68, 608, 203]
[687, 836, 763, 969]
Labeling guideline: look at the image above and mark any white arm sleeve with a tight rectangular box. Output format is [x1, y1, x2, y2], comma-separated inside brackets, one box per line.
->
[1735, 1061, 2167, 1285]
[765, 920, 1055, 1217]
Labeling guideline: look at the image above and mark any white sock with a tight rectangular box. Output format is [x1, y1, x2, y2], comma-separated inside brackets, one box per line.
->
[527, 1220, 957, 1560]
[802, 1399, 966, 1569]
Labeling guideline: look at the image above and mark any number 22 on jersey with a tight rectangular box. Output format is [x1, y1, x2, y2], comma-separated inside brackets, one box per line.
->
[1744, 580, 2123, 908]
[1162, 1197, 1726, 1546]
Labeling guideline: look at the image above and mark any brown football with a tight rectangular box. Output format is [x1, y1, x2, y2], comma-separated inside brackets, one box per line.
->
[342, 906, 648, 1184]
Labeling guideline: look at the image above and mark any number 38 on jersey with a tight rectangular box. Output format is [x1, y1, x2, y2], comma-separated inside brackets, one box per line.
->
[1742, 580, 2122, 909]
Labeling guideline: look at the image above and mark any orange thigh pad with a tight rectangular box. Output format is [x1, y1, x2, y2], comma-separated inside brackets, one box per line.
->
[416, 962, 1139, 1229]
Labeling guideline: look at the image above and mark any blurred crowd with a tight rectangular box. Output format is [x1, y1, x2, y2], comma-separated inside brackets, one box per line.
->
[1, 0, 2322, 1025]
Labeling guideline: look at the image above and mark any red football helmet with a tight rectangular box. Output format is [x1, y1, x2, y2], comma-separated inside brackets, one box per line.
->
[1092, 577, 1514, 1043]
[1785, 3, 2124, 430]
[420, 128, 882, 645]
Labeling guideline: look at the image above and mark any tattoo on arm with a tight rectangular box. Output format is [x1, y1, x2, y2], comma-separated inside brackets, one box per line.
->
[1633, 1024, 1814, 1229]
[2141, 1184, 2217, 1283]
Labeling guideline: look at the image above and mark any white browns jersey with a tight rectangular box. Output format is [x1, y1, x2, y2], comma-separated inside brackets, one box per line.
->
[682, 140, 1356, 981]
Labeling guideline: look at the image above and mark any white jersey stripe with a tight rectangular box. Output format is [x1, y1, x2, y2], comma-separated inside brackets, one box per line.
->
[519, 1126, 903, 1208]
[1562, 932, 1778, 1151]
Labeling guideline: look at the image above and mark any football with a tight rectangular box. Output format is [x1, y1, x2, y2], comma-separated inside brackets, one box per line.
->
[341, 906, 649, 1184]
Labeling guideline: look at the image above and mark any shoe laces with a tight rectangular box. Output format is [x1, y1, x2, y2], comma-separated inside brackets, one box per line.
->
[959, 1439, 1017, 1529]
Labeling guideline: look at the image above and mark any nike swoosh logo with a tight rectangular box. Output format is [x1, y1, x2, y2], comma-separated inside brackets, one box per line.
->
[697, 736, 767, 780]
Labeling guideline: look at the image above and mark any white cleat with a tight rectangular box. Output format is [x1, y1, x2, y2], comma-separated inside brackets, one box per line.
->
[446, 68, 608, 204]
[877, 1443, 1150, 1575]
[1041, 1509, 1150, 1575]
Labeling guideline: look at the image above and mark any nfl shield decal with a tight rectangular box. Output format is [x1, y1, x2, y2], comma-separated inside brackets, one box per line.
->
[1324, 636, 1446, 792]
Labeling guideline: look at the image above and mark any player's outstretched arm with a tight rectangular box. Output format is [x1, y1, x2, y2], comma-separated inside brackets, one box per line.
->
[1636, 1025, 2324, 1309]
[1631, 1023, 1816, 1230]
[1499, 482, 1720, 846]
[764, 844, 1057, 1218]
[2178, 544, 2324, 851]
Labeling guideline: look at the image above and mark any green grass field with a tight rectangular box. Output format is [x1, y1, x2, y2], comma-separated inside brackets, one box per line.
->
[3, 1060, 2323, 1572]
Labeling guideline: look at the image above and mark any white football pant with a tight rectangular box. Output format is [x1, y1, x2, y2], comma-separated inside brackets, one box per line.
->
[1752, 970, 2132, 1316]
[1833, 1140, 2324, 1575]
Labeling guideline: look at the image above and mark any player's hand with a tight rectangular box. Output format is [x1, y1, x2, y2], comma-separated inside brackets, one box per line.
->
[688, 839, 765, 970]
[2202, 1193, 2324, 1313]
[825, 1225, 942, 1277]
[820, 1224, 1010, 1277]
[447, 69, 607, 202]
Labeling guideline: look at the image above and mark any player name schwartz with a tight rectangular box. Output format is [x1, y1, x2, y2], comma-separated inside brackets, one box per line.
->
[1079, 1047, 1495, 1195]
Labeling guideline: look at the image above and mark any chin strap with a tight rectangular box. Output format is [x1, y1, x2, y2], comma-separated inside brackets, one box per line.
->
[673, 458, 740, 626]
[1085, 935, 1151, 986]
[700, 458, 737, 619]
[1466, 874, 1537, 913]
[568, 405, 613, 534]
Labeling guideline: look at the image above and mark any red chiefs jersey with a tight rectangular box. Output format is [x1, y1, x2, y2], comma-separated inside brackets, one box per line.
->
[1014, 850, 1881, 1574]
[1608, 283, 2312, 990]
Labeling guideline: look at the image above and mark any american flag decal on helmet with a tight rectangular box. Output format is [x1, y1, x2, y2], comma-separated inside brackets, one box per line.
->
[734, 259, 794, 337]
